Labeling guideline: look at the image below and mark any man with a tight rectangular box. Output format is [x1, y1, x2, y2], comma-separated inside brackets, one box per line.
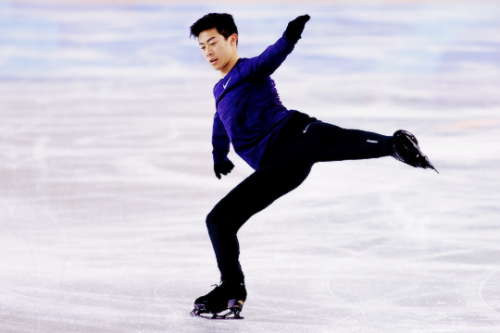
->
[189, 13, 437, 320]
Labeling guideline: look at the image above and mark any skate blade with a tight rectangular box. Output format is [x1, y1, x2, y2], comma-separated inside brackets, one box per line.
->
[407, 135, 439, 174]
[428, 163, 439, 174]
[190, 308, 244, 320]
[420, 155, 439, 174]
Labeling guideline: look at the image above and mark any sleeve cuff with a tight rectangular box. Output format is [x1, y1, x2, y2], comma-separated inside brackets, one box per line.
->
[282, 31, 300, 45]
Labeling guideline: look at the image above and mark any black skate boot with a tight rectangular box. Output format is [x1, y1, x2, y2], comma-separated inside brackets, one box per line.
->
[190, 281, 247, 320]
[391, 130, 439, 173]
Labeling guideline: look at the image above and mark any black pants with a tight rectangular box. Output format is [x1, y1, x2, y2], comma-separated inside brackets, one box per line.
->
[206, 111, 393, 284]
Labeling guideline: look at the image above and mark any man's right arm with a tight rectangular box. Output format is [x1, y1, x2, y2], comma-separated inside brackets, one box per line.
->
[212, 112, 234, 179]
[212, 111, 230, 164]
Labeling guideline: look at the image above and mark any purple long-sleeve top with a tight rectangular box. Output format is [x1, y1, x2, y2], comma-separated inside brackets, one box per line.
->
[211, 33, 297, 170]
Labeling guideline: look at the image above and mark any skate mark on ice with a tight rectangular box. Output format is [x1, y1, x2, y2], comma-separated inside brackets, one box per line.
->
[7, 201, 38, 277]
[251, 288, 351, 322]
[33, 134, 72, 287]
[0, 286, 130, 332]
[0, 317, 69, 333]
[325, 236, 431, 325]
[0, 318, 33, 332]
[154, 281, 180, 332]
[252, 302, 352, 323]
[154, 282, 173, 313]
[330, 313, 358, 329]
[411, 248, 482, 261]
[0, 285, 136, 332]
[359, 271, 428, 325]
[326, 269, 354, 306]
[325, 238, 399, 318]
[410, 327, 500, 332]
[253, 239, 399, 323]
[478, 268, 500, 316]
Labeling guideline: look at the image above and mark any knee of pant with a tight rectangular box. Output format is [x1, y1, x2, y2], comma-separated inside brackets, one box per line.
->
[206, 208, 225, 230]
[206, 207, 239, 232]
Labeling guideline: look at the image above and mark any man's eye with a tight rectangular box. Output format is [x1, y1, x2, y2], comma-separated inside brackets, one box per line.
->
[210, 43, 216, 46]
[201, 47, 206, 50]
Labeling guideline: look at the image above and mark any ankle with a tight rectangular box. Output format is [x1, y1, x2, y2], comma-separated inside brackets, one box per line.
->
[386, 136, 395, 156]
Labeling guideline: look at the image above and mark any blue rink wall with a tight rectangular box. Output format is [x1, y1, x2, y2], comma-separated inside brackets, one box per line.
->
[0, 1, 500, 333]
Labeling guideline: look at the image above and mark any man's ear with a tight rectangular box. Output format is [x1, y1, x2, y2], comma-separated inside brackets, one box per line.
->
[230, 33, 238, 46]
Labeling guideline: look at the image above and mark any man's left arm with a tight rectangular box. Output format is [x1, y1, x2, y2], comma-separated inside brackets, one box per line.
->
[242, 15, 310, 79]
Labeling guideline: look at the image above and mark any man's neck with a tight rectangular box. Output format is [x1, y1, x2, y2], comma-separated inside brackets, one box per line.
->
[220, 54, 240, 78]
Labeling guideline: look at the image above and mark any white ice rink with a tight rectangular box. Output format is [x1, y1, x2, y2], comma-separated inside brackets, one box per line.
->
[1, 1, 500, 332]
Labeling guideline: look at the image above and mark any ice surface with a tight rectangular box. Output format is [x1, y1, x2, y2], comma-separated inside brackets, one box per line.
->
[1, 1, 500, 332]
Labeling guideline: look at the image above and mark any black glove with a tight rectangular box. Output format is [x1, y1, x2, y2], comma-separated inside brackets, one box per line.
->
[285, 15, 310, 44]
[214, 159, 234, 179]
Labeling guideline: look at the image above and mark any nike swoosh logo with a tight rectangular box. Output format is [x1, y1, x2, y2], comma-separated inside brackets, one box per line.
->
[303, 123, 312, 133]
[223, 77, 231, 89]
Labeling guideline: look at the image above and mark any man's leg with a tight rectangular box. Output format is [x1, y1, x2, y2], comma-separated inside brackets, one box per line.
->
[301, 122, 393, 163]
[287, 121, 437, 171]
[264, 120, 394, 166]
[263, 113, 436, 172]
[206, 163, 313, 283]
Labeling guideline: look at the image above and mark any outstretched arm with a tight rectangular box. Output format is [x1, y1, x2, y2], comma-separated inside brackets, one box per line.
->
[212, 112, 234, 179]
[284, 14, 310, 44]
[242, 15, 310, 79]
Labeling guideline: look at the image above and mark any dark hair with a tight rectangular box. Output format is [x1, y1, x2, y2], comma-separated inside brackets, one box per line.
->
[190, 13, 238, 44]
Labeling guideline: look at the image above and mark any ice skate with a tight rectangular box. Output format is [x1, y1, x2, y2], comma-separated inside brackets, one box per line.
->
[190, 281, 247, 320]
[391, 130, 439, 173]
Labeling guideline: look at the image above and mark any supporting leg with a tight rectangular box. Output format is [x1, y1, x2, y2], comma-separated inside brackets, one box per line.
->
[206, 163, 314, 283]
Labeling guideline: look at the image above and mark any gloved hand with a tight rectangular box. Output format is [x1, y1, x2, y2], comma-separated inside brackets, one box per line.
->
[214, 159, 234, 179]
[285, 14, 311, 44]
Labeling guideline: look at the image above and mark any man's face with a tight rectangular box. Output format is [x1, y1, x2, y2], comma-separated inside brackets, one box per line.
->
[198, 28, 237, 72]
